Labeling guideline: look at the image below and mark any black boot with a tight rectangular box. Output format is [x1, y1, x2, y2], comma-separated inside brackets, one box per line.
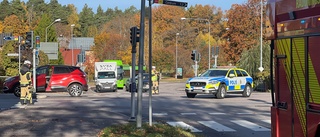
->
[20, 99, 26, 105]
[27, 99, 34, 105]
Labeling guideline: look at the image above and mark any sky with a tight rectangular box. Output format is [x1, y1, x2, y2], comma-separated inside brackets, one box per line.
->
[47, 0, 248, 12]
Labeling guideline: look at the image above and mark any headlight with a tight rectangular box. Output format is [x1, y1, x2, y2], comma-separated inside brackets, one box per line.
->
[186, 81, 190, 84]
[209, 80, 219, 84]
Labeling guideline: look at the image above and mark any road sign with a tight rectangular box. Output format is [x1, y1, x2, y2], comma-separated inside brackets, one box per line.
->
[154, 0, 188, 7]
[7, 53, 19, 56]
[258, 67, 264, 72]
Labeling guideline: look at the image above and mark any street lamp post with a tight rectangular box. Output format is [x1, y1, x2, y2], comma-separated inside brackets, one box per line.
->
[258, 0, 264, 72]
[45, 18, 61, 42]
[71, 24, 75, 66]
[175, 33, 179, 79]
[181, 17, 211, 69]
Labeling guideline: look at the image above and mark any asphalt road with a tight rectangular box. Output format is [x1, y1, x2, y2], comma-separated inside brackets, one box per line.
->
[0, 82, 272, 137]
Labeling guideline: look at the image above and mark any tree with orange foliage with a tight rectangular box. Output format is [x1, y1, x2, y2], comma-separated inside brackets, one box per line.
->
[222, 0, 262, 65]
[2, 15, 28, 36]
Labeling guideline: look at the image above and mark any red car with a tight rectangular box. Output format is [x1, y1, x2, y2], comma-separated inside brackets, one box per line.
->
[2, 65, 88, 97]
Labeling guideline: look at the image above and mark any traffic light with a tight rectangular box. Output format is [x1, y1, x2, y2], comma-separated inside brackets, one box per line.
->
[35, 36, 40, 49]
[25, 31, 33, 49]
[130, 27, 140, 45]
[191, 50, 196, 60]
[130, 27, 140, 53]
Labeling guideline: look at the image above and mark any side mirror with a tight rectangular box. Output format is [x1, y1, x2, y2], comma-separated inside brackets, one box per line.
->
[229, 74, 235, 78]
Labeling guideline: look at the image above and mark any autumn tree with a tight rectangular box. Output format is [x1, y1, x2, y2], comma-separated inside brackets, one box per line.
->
[0, 21, 4, 33]
[2, 15, 27, 36]
[152, 48, 174, 73]
[222, 0, 262, 65]
[93, 32, 123, 61]
[223, 0, 270, 86]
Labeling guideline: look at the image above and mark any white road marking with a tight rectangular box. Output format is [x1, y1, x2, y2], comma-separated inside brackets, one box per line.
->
[198, 121, 236, 132]
[262, 119, 271, 124]
[153, 113, 168, 116]
[181, 113, 197, 115]
[209, 112, 226, 115]
[231, 120, 270, 131]
[237, 113, 254, 115]
[167, 121, 202, 132]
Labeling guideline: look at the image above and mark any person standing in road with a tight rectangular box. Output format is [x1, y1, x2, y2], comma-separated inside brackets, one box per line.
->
[151, 66, 159, 94]
[19, 60, 32, 105]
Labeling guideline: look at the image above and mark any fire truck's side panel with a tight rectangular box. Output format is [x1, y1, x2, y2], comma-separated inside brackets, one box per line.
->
[275, 39, 293, 137]
[308, 37, 320, 104]
[291, 38, 306, 137]
[307, 36, 320, 137]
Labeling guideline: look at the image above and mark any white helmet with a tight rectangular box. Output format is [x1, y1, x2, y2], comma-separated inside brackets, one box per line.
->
[24, 60, 31, 65]
[152, 66, 156, 69]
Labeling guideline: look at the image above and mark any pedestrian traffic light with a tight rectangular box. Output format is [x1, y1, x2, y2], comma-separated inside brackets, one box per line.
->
[25, 31, 33, 49]
[191, 50, 196, 60]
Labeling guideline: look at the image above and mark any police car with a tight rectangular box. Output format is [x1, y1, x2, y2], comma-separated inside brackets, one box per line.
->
[185, 67, 253, 99]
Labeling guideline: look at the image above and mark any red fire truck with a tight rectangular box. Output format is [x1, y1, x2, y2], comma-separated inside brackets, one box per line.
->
[266, 0, 320, 137]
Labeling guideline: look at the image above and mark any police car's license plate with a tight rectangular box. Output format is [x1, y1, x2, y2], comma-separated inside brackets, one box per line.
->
[193, 87, 202, 90]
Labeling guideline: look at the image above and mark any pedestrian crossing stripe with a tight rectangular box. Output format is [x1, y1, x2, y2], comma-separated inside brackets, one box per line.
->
[262, 119, 271, 124]
[167, 120, 270, 133]
[153, 113, 168, 116]
[231, 120, 270, 131]
[180, 113, 197, 115]
[167, 121, 202, 132]
[209, 112, 226, 115]
[198, 121, 236, 132]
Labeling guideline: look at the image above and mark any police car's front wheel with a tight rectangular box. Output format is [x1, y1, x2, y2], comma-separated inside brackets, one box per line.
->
[186, 92, 197, 98]
[217, 84, 226, 99]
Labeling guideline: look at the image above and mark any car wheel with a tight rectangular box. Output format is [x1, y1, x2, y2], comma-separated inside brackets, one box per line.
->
[242, 84, 252, 97]
[68, 83, 83, 97]
[186, 92, 197, 98]
[96, 85, 101, 93]
[13, 84, 21, 97]
[113, 86, 117, 92]
[217, 84, 226, 99]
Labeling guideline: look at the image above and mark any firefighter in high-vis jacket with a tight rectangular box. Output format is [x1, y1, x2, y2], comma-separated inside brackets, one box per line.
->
[151, 66, 159, 94]
[20, 60, 32, 105]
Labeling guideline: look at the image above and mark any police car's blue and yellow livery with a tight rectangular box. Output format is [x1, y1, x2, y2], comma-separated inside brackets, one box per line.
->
[185, 67, 253, 99]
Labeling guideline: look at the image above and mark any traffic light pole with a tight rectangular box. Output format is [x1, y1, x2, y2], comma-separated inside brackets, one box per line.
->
[18, 40, 21, 74]
[33, 48, 36, 93]
[213, 55, 218, 68]
[195, 61, 198, 77]
[137, 0, 146, 128]
[129, 37, 137, 122]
